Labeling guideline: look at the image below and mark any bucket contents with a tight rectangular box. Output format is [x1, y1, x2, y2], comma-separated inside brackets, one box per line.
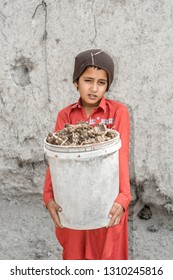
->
[46, 122, 116, 146]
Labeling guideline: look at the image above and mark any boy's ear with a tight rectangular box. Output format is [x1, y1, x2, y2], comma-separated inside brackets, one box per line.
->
[74, 81, 78, 89]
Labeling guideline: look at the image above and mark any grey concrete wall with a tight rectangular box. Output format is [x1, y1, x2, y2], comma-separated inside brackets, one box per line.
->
[0, 0, 172, 216]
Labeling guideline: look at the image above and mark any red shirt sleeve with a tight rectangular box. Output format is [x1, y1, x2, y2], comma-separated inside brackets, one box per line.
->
[43, 110, 69, 206]
[43, 167, 54, 206]
[114, 106, 132, 210]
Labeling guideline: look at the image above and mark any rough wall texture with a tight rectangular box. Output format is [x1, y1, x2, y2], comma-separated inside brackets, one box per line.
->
[0, 0, 173, 259]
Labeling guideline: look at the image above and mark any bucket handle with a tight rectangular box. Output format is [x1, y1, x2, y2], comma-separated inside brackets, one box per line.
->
[44, 152, 49, 166]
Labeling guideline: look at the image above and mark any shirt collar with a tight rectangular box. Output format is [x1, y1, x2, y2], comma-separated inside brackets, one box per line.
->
[71, 99, 82, 109]
[98, 97, 106, 113]
[71, 97, 106, 113]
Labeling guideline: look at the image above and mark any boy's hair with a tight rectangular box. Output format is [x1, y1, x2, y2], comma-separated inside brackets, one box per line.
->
[75, 65, 102, 84]
[73, 49, 114, 91]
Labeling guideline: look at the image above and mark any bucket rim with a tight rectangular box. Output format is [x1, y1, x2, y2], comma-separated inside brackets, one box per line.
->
[44, 129, 120, 150]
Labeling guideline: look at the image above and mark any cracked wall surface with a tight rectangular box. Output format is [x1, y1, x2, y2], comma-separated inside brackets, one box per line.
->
[0, 0, 173, 257]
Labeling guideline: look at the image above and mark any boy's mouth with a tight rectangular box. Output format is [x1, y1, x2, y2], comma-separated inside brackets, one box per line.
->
[88, 94, 97, 100]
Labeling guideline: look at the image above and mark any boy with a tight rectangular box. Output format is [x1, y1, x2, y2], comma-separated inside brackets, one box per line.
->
[43, 49, 132, 260]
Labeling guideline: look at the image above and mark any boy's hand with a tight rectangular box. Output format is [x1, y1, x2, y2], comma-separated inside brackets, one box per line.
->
[46, 200, 64, 228]
[106, 202, 124, 228]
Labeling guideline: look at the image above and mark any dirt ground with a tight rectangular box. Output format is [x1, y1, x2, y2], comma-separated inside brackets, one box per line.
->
[0, 194, 61, 260]
[0, 193, 172, 260]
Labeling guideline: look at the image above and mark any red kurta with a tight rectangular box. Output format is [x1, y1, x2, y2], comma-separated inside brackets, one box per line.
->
[43, 97, 132, 260]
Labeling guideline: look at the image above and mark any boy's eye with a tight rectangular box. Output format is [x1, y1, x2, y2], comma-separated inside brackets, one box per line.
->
[83, 79, 107, 87]
[98, 81, 107, 86]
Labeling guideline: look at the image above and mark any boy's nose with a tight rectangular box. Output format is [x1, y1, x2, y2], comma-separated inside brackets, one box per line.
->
[91, 82, 98, 92]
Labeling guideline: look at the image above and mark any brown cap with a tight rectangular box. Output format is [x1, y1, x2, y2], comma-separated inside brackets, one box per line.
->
[73, 49, 114, 90]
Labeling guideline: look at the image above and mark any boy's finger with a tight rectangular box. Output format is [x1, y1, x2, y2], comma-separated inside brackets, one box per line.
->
[106, 215, 116, 228]
[57, 206, 62, 212]
[48, 205, 63, 228]
[52, 211, 63, 228]
[109, 203, 119, 217]
[54, 219, 64, 228]
[106, 212, 122, 228]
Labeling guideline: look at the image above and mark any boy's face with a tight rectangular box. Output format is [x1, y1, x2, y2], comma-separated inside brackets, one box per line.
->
[74, 67, 108, 108]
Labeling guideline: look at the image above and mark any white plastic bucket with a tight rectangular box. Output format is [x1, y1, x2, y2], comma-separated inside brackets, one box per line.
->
[44, 130, 121, 230]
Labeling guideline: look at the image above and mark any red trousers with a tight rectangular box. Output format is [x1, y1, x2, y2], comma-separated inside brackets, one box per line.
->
[55, 211, 129, 260]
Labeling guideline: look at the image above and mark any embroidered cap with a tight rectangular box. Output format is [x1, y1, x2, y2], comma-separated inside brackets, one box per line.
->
[73, 49, 114, 90]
